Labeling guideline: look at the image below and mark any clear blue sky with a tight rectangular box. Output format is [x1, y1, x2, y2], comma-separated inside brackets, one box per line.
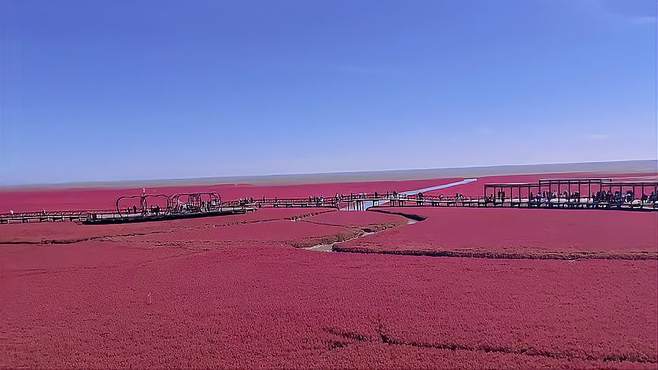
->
[0, 0, 656, 185]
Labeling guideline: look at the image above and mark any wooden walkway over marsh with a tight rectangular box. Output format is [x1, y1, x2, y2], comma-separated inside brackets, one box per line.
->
[2, 178, 657, 224]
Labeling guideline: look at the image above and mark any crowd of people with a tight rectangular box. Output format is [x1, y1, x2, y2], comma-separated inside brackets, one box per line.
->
[528, 191, 583, 202]
[591, 190, 658, 204]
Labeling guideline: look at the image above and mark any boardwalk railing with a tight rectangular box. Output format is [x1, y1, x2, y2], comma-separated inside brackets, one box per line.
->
[369, 194, 658, 210]
[249, 192, 658, 211]
[0, 209, 115, 224]
[0, 206, 254, 225]
[3, 182, 658, 224]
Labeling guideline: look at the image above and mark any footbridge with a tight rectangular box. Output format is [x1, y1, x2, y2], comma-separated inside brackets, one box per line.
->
[1, 178, 656, 224]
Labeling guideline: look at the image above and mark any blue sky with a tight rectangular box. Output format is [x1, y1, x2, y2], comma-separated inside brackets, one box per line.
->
[0, 0, 656, 185]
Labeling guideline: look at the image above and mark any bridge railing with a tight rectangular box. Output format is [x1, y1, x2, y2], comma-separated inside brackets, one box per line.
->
[219, 191, 658, 211]
[372, 194, 658, 210]
[4, 187, 658, 225]
[0, 208, 117, 224]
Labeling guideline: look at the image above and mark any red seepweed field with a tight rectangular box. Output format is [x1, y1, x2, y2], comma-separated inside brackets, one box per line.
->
[1, 173, 657, 368]
[0, 178, 460, 213]
[336, 207, 658, 259]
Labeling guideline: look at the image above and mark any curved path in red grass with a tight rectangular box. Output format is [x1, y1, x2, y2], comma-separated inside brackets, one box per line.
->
[1, 172, 657, 368]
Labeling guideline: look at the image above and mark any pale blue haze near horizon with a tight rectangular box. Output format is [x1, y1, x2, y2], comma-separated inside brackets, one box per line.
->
[0, 0, 656, 185]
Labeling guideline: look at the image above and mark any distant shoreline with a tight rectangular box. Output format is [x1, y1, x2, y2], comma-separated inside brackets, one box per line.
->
[2, 160, 656, 190]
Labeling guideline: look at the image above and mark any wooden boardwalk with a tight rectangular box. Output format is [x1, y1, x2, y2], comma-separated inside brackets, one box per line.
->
[373, 195, 658, 211]
[3, 178, 658, 224]
[0, 206, 254, 225]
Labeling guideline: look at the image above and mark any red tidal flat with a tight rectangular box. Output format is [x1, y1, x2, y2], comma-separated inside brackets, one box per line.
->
[2, 178, 657, 368]
[0, 178, 459, 213]
[337, 208, 658, 259]
[304, 210, 407, 229]
[0, 208, 333, 244]
[103, 211, 407, 250]
[1, 242, 656, 368]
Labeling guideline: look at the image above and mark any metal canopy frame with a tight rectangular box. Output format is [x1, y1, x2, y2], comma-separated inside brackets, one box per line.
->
[484, 178, 658, 207]
[116, 193, 170, 217]
[170, 192, 221, 213]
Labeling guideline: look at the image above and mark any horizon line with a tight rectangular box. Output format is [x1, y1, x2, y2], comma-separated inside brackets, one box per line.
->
[1, 159, 656, 190]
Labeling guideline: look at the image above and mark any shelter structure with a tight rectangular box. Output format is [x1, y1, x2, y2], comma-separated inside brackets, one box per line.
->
[483, 178, 658, 209]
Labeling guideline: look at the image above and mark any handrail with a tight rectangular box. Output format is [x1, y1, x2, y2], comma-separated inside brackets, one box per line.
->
[3, 179, 658, 225]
